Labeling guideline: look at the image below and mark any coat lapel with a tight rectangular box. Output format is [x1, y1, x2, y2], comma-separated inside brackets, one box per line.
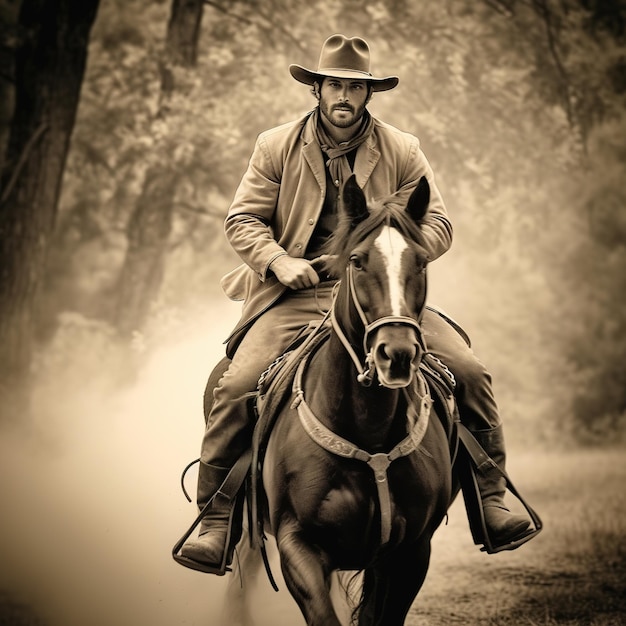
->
[301, 115, 326, 192]
[353, 133, 380, 188]
[303, 142, 326, 192]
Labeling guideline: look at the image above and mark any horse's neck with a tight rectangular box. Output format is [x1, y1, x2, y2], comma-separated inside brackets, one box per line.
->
[306, 333, 405, 451]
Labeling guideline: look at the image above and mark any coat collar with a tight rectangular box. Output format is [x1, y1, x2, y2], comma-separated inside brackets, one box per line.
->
[300, 110, 381, 192]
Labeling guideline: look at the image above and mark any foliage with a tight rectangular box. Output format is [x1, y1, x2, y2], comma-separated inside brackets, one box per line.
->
[552, 115, 626, 441]
[36, 0, 626, 442]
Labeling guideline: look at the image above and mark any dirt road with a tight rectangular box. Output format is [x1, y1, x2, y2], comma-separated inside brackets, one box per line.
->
[406, 448, 626, 625]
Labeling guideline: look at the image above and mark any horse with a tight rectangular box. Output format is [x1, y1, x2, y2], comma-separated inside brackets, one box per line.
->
[213, 174, 457, 626]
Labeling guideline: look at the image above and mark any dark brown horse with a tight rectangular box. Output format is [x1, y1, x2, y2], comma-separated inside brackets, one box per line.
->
[231, 175, 455, 626]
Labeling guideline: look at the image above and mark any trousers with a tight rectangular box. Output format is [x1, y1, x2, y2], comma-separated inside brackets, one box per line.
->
[200, 284, 500, 467]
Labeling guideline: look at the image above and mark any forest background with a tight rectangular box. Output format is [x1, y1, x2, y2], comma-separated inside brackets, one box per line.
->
[2, 0, 626, 440]
[0, 1, 625, 625]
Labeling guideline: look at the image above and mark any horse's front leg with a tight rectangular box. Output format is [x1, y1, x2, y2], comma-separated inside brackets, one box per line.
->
[276, 522, 343, 626]
[360, 537, 432, 626]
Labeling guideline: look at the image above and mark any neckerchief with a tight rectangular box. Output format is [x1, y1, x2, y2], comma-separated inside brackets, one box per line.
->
[312, 107, 374, 187]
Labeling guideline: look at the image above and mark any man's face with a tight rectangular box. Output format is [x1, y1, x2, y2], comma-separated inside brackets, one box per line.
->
[318, 77, 371, 129]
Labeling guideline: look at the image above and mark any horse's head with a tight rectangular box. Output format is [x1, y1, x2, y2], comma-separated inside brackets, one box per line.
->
[326, 175, 431, 389]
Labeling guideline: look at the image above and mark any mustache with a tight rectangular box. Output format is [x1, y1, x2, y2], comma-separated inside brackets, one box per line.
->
[332, 103, 354, 113]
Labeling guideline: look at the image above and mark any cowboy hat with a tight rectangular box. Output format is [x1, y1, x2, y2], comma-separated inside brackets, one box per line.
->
[289, 34, 399, 92]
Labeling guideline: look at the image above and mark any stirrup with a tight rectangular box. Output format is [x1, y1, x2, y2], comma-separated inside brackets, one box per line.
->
[172, 511, 237, 575]
[457, 424, 543, 554]
[172, 450, 252, 574]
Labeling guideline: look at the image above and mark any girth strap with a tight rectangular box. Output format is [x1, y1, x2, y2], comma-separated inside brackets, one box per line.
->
[291, 355, 432, 545]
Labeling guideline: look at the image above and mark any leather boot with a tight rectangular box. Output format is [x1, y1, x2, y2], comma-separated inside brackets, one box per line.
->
[472, 424, 531, 546]
[179, 461, 234, 570]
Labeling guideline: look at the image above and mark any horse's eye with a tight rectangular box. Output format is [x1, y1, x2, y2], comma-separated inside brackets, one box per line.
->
[350, 254, 364, 270]
[415, 259, 428, 274]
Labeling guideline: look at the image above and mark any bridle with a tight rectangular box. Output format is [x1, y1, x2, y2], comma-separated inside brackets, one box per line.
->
[330, 263, 427, 386]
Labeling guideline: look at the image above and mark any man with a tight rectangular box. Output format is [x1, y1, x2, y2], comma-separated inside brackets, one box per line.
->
[179, 34, 532, 573]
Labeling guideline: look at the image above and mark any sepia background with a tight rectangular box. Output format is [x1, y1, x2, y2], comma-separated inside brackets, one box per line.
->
[0, 0, 625, 624]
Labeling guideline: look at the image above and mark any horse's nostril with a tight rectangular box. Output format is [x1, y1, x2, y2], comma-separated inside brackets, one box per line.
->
[376, 343, 417, 367]
[376, 343, 391, 362]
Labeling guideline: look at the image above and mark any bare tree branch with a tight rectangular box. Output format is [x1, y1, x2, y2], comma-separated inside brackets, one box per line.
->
[203, 0, 306, 51]
[531, 0, 577, 130]
[482, 0, 515, 17]
[0, 123, 48, 205]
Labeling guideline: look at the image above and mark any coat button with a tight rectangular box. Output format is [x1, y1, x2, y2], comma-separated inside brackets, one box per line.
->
[308, 219, 314, 225]
[295, 243, 302, 249]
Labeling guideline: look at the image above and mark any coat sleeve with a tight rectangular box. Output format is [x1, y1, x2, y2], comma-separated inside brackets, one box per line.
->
[400, 139, 453, 261]
[223, 134, 288, 282]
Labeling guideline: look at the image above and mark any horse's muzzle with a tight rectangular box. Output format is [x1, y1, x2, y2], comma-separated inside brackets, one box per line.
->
[371, 325, 422, 388]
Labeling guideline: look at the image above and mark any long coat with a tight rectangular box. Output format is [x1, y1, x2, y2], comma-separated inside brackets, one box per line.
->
[220, 110, 453, 356]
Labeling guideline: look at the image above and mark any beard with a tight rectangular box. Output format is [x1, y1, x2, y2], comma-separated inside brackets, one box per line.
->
[320, 100, 367, 129]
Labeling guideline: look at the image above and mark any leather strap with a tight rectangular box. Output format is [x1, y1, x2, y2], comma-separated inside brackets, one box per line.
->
[172, 448, 252, 573]
[457, 423, 543, 553]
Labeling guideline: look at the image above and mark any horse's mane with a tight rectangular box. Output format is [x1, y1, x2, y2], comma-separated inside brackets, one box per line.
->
[324, 193, 427, 278]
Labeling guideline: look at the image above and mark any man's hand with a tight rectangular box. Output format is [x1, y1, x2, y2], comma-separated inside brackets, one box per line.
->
[270, 254, 320, 290]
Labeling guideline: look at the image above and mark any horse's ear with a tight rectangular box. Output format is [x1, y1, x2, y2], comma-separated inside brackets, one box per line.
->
[340, 174, 369, 226]
[407, 177, 430, 223]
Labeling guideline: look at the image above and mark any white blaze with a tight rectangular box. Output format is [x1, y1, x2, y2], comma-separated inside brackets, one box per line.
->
[374, 226, 408, 316]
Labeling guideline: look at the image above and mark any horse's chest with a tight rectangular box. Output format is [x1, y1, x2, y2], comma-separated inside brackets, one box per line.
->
[315, 482, 368, 526]
[292, 463, 427, 555]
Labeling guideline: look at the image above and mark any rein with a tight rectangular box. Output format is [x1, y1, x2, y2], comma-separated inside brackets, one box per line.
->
[330, 264, 425, 386]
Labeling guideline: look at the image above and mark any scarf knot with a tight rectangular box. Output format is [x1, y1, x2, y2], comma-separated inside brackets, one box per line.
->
[313, 108, 374, 187]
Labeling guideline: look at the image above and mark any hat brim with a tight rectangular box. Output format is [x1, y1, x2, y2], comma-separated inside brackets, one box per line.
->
[289, 64, 399, 92]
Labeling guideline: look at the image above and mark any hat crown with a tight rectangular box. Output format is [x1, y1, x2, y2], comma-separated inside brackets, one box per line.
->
[317, 34, 371, 76]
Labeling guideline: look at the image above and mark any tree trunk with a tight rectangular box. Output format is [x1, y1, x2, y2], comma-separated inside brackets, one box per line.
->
[114, 168, 178, 338]
[113, 0, 204, 338]
[0, 0, 100, 414]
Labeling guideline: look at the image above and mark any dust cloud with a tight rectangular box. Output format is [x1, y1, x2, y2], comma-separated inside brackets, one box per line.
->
[0, 300, 251, 626]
